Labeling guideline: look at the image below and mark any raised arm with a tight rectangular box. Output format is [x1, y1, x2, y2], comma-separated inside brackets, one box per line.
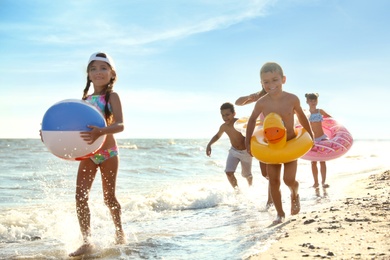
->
[235, 89, 267, 106]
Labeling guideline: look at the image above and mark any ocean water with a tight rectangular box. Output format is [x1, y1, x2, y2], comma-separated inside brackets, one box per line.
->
[0, 138, 389, 260]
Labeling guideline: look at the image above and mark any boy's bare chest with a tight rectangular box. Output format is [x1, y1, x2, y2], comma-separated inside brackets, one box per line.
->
[263, 103, 292, 117]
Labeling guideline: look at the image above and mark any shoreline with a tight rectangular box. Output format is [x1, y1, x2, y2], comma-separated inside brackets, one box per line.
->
[249, 170, 390, 260]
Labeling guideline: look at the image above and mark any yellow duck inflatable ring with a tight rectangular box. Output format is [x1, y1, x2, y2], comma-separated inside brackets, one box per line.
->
[236, 113, 313, 164]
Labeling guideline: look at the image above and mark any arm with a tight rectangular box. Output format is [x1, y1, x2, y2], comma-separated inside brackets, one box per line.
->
[320, 109, 331, 118]
[295, 105, 314, 141]
[235, 89, 266, 106]
[83, 92, 124, 144]
[235, 93, 258, 106]
[245, 102, 262, 155]
[206, 126, 224, 157]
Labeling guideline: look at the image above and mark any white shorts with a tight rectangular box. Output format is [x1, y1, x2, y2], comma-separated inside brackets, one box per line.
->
[225, 147, 253, 178]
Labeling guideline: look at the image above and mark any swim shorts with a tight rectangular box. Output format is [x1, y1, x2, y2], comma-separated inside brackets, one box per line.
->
[90, 146, 118, 164]
[225, 147, 253, 178]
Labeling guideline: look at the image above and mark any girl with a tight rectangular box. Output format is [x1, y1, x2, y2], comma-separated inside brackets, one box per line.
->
[69, 52, 126, 257]
[305, 93, 331, 188]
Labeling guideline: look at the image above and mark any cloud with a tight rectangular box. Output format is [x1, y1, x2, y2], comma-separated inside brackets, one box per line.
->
[111, 0, 273, 46]
[3, 0, 273, 48]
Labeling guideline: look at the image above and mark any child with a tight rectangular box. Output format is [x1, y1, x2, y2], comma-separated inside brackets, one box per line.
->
[305, 93, 331, 188]
[245, 62, 314, 224]
[235, 89, 273, 209]
[69, 52, 126, 257]
[206, 102, 253, 189]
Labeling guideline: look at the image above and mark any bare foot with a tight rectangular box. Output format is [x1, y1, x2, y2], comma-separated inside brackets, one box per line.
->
[69, 243, 94, 257]
[291, 194, 300, 215]
[312, 183, 319, 188]
[233, 186, 241, 194]
[272, 215, 285, 224]
[322, 183, 330, 188]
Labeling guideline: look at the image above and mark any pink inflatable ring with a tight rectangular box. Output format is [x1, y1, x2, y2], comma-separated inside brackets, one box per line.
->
[301, 117, 353, 161]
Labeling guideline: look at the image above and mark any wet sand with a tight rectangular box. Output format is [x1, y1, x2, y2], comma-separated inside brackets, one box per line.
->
[249, 170, 390, 260]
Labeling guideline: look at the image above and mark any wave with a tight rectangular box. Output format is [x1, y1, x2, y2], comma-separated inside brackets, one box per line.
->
[118, 144, 138, 149]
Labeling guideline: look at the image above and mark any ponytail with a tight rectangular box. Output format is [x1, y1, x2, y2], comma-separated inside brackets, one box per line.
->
[82, 76, 92, 100]
[104, 78, 115, 125]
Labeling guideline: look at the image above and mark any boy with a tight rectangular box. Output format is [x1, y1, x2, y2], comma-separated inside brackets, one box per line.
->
[235, 89, 273, 209]
[245, 62, 314, 224]
[206, 102, 253, 189]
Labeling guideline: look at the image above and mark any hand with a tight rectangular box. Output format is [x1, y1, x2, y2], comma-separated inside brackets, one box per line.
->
[245, 138, 253, 157]
[248, 93, 258, 101]
[206, 146, 212, 157]
[80, 125, 103, 145]
[247, 147, 253, 157]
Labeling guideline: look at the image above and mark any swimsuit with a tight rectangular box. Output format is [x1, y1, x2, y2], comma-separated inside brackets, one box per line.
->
[85, 95, 118, 164]
[90, 146, 119, 164]
[309, 109, 323, 122]
[309, 109, 328, 142]
[225, 147, 253, 178]
[86, 95, 112, 115]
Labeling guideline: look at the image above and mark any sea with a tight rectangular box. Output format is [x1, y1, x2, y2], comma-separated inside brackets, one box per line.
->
[0, 138, 389, 260]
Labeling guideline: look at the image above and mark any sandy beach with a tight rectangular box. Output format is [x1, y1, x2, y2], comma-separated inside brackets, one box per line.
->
[249, 170, 390, 260]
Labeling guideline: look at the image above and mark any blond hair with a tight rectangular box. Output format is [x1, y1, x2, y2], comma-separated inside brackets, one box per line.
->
[260, 62, 284, 77]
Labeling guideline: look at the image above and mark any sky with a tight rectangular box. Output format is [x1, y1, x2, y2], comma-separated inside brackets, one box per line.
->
[1, 0, 389, 140]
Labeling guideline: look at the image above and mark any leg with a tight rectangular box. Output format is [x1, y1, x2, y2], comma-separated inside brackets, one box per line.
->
[69, 159, 98, 257]
[267, 164, 284, 220]
[266, 183, 273, 208]
[226, 172, 238, 189]
[260, 162, 273, 207]
[225, 148, 239, 189]
[259, 161, 268, 179]
[311, 161, 319, 188]
[100, 156, 126, 244]
[240, 152, 253, 187]
[320, 161, 329, 187]
[246, 175, 253, 186]
[283, 160, 300, 215]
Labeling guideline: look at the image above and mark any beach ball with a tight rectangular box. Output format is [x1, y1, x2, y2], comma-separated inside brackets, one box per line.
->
[41, 99, 106, 160]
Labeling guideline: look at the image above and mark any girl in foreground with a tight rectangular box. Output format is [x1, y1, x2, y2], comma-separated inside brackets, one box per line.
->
[69, 52, 126, 257]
